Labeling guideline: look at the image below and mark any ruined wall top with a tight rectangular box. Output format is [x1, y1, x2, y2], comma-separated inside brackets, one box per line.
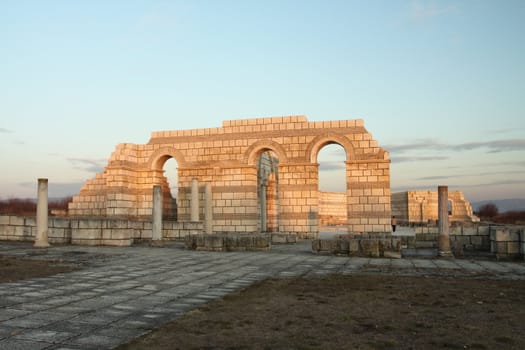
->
[149, 115, 365, 140]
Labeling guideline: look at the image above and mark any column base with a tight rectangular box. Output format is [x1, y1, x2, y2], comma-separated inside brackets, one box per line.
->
[438, 250, 454, 258]
[150, 240, 164, 247]
[33, 240, 51, 248]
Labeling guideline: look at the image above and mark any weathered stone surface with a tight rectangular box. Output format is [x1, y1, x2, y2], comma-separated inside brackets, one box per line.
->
[68, 116, 391, 237]
[391, 190, 479, 223]
[186, 233, 270, 252]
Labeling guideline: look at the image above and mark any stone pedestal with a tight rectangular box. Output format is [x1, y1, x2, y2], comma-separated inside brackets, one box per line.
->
[191, 178, 199, 222]
[34, 178, 51, 248]
[151, 185, 163, 247]
[204, 183, 213, 234]
[438, 185, 453, 257]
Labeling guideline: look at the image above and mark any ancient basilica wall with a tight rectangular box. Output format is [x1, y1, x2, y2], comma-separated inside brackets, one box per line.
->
[391, 190, 479, 223]
[68, 116, 391, 237]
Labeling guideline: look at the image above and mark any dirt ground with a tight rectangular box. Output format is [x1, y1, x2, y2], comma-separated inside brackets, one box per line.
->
[0, 255, 76, 283]
[2, 256, 524, 349]
[117, 274, 525, 350]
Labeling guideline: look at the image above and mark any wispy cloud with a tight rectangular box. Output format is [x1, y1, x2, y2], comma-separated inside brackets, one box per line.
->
[461, 179, 525, 189]
[0, 128, 13, 133]
[385, 138, 525, 155]
[491, 128, 523, 135]
[384, 139, 446, 153]
[409, 0, 458, 23]
[319, 161, 346, 171]
[391, 155, 449, 163]
[452, 139, 525, 153]
[67, 158, 105, 173]
[19, 181, 83, 197]
[416, 170, 524, 182]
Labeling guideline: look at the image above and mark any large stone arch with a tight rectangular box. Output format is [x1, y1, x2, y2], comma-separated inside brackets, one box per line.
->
[69, 116, 391, 238]
[244, 139, 289, 165]
[306, 134, 355, 163]
[147, 147, 187, 170]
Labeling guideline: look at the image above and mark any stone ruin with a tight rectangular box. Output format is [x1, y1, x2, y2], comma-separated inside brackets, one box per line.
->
[391, 190, 479, 224]
[67, 116, 392, 238]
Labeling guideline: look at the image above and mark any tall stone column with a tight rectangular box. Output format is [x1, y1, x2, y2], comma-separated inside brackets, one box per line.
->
[151, 185, 163, 246]
[34, 178, 50, 248]
[260, 185, 267, 232]
[438, 185, 453, 257]
[204, 183, 213, 234]
[191, 178, 199, 222]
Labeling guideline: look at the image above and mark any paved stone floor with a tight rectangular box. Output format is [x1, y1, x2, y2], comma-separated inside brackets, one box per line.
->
[1, 240, 524, 350]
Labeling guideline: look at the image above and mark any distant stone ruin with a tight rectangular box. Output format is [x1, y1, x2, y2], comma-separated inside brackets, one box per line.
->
[391, 190, 479, 224]
[68, 116, 391, 237]
[319, 191, 347, 226]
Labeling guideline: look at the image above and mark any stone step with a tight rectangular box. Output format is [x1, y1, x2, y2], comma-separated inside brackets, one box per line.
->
[401, 248, 438, 258]
[415, 241, 438, 249]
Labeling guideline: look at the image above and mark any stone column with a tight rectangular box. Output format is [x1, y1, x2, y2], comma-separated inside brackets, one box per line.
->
[438, 185, 453, 257]
[191, 178, 199, 222]
[204, 183, 213, 234]
[151, 185, 163, 246]
[34, 178, 50, 248]
[260, 185, 267, 232]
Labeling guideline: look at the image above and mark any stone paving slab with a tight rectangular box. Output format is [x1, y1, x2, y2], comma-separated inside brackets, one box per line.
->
[1, 241, 524, 349]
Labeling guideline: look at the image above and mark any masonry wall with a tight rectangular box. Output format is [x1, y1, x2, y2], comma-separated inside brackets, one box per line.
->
[319, 192, 347, 226]
[68, 116, 391, 237]
[392, 190, 478, 223]
[412, 223, 525, 260]
[0, 215, 202, 246]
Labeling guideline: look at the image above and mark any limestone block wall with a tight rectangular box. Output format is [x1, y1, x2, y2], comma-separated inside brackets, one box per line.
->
[0, 215, 71, 244]
[392, 190, 478, 223]
[413, 223, 524, 260]
[0, 215, 202, 246]
[319, 191, 347, 225]
[68, 116, 391, 237]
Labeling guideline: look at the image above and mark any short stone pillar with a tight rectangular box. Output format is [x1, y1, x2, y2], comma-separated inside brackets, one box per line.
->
[438, 185, 453, 257]
[204, 183, 213, 234]
[191, 178, 199, 222]
[34, 178, 50, 248]
[151, 185, 163, 247]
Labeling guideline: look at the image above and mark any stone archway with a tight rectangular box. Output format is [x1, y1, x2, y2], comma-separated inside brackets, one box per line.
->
[147, 147, 186, 220]
[69, 116, 391, 236]
[256, 150, 280, 233]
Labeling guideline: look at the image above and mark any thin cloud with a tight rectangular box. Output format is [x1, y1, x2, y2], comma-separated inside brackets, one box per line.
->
[452, 139, 525, 153]
[391, 155, 449, 163]
[409, 0, 458, 23]
[0, 128, 13, 133]
[67, 158, 105, 173]
[19, 181, 83, 198]
[383, 139, 445, 153]
[461, 179, 525, 189]
[385, 138, 525, 154]
[417, 175, 456, 181]
[417, 170, 524, 182]
[319, 161, 346, 171]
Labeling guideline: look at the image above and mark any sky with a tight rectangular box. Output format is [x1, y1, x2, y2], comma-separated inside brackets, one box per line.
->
[1, 0, 524, 203]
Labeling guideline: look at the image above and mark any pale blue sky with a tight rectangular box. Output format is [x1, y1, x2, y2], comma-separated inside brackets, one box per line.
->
[1, 0, 524, 202]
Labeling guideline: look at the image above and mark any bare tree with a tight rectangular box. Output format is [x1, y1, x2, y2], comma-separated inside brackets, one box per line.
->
[477, 203, 499, 218]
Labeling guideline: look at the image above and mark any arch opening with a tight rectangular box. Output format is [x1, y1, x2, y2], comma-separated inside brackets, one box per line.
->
[158, 156, 179, 220]
[317, 143, 347, 232]
[257, 150, 280, 233]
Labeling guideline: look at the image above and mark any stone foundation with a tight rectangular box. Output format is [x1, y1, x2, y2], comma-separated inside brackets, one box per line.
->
[312, 234, 402, 258]
[185, 233, 271, 252]
[0, 215, 202, 246]
[406, 223, 524, 260]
